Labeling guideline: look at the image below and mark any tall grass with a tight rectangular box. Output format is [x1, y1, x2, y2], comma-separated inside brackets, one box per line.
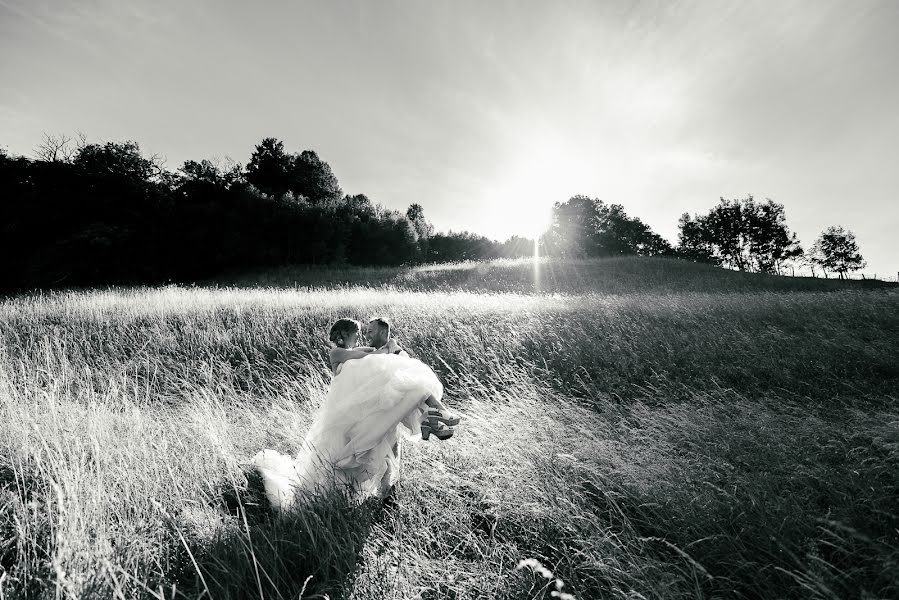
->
[0, 258, 897, 598]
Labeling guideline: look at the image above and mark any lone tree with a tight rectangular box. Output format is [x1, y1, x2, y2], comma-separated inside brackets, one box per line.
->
[809, 226, 866, 279]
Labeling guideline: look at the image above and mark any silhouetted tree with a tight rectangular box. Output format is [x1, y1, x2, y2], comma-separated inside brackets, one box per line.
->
[246, 138, 293, 196]
[180, 158, 244, 188]
[74, 141, 157, 182]
[810, 226, 866, 279]
[747, 199, 804, 273]
[406, 203, 424, 222]
[343, 193, 376, 217]
[601, 204, 672, 256]
[676, 212, 718, 264]
[542, 196, 597, 257]
[246, 139, 342, 204]
[677, 196, 802, 273]
[34, 132, 86, 162]
[291, 150, 342, 203]
[543, 195, 671, 257]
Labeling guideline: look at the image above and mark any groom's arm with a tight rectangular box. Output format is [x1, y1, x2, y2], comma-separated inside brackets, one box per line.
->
[371, 339, 406, 355]
[385, 339, 409, 356]
[329, 347, 374, 372]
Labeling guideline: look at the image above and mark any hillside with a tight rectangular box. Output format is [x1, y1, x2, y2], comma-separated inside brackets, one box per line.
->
[212, 256, 897, 294]
[0, 258, 896, 599]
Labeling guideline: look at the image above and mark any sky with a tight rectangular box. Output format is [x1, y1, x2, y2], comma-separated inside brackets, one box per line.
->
[2, 0, 897, 277]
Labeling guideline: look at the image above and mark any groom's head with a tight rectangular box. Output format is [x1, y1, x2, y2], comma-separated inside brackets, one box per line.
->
[366, 317, 390, 347]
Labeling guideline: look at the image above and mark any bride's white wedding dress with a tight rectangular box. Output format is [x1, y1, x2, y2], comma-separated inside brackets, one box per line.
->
[252, 353, 443, 510]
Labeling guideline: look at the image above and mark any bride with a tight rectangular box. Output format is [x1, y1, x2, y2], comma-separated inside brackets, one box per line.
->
[252, 318, 459, 511]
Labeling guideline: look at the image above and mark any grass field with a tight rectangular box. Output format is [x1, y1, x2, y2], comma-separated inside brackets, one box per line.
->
[1, 257, 897, 599]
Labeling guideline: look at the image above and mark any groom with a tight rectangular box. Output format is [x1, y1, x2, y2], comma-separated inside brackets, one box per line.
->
[364, 316, 405, 501]
[365, 317, 407, 357]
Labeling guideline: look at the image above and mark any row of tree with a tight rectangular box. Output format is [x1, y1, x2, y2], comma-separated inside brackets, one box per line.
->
[676, 198, 864, 277]
[546, 194, 866, 278]
[0, 134, 866, 291]
[0, 136, 539, 290]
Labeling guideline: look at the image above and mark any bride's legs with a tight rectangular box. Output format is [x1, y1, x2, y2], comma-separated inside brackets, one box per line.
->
[424, 394, 445, 411]
[378, 441, 401, 501]
[420, 394, 460, 439]
[424, 394, 460, 420]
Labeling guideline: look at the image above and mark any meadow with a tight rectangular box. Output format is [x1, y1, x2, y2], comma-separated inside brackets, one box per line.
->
[0, 257, 897, 599]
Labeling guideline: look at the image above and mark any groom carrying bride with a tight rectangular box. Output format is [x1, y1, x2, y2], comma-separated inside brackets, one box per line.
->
[364, 316, 459, 500]
[252, 315, 461, 510]
[364, 316, 460, 438]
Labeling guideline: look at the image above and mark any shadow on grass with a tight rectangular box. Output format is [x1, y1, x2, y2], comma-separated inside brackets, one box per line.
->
[164, 466, 387, 600]
[0, 462, 58, 599]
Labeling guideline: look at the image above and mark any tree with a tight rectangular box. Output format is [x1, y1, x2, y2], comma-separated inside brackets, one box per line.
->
[405, 203, 434, 261]
[809, 226, 866, 279]
[179, 158, 243, 188]
[291, 150, 342, 203]
[34, 132, 87, 163]
[677, 196, 802, 273]
[1, 132, 448, 291]
[542, 195, 598, 257]
[74, 140, 157, 182]
[746, 198, 804, 273]
[246, 137, 293, 196]
[499, 235, 535, 258]
[406, 203, 424, 222]
[246, 140, 343, 203]
[542, 195, 672, 258]
[427, 231, 500, 262]
[601, 204, 672, 256]
[342, 193, 376, 217]
[676, 212, 718, 264]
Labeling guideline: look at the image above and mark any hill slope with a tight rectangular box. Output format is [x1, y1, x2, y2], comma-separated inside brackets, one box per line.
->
[0, 259, 896, 598]
[212, 256, 897, 294]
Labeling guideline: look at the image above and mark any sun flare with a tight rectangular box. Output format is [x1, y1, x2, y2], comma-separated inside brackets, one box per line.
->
[483, 136, 589, 240]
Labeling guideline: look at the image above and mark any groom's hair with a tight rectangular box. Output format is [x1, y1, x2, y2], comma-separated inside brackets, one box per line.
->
[369, 317, 390, 336]
[329, 318, 361, 347]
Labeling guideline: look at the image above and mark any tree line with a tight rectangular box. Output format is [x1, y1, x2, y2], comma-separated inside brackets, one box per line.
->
[0, 136, 536, 291]
[0, 134, 866, 291]
[545, 195, 865, 278]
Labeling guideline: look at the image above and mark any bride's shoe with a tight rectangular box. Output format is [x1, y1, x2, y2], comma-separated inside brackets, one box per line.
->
[425, 408, 461, 427]
[421, 421, 454, 441]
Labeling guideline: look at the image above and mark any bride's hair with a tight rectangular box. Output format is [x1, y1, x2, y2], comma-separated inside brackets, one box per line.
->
[329, 318, 361, 348]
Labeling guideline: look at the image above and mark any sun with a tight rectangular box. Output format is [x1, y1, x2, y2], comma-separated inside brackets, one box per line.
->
[484, 140, 583, 240]
[480, 185, 553, 241]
